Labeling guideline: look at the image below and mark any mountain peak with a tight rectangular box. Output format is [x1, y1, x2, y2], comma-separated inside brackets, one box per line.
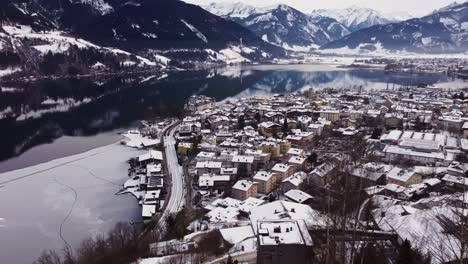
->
[431, 0, 468, 14]
[310, 6, 408, 32]
[203, 1, 266, 18]
[206, 2, 350, 52]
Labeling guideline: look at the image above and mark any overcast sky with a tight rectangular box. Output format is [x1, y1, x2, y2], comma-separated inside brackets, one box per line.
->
[183, 0, 463, 17]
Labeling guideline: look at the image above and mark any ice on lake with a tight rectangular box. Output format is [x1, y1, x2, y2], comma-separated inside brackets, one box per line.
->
[0, 143, 143, 264]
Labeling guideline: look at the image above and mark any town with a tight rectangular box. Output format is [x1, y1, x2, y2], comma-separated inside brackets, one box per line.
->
[116, 86, 468, 264]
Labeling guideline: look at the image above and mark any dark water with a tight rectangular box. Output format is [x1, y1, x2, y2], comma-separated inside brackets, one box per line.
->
[0, 64, 465, 168]
[0, 64, 466, 264]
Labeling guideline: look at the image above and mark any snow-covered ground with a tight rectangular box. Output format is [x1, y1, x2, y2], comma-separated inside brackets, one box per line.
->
[317, 43, 468, 59]
[372, 195, 466, 263]
[1, 24, 168, 69]
[121, 131, 161, 148]
[0, 67, 21, 78]
[0, 143, 144, 264]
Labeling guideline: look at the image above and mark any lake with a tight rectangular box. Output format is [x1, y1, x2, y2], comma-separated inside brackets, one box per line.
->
[0, 64, 466, 264]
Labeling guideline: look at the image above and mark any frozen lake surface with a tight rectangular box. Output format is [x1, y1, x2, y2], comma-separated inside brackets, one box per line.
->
[0, 143, 143, 264]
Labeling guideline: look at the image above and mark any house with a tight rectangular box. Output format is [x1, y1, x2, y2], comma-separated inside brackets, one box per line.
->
[250, 200, 327, 230]
[447, 161, 468, 177]
[147, 164, 163, 176]
[256, 220, 313, 264]
[196, 151, 216, 162]
[286, 135, 305, 146]
[284, 189, 313, 204]
[307, 123, 324, 136]
[297, 116, 313, 129]
[257, 141, 280, 158]
[272, 163, 294, 183]
[177, 142, 193, 155]
[232, 180, 258, 201]
[380, 130, 403, 145]
[137, 150, 163, 166]
[442, 174, 468, 191]
[386, 167, 422, 187]
[221, 167, 238, 177]
[438, 115, 463, 131]
[178, 124, 195, 139]
[232, 155, 255, 178]
[334, 127, 358, 137]
[147, 176, 164, 190]
[281, 172, 307, 193]
[195, 161, 222, 176]
[198, 174, 231, 190]
[258, 122, 282, 137]
[287, 119, 298, 130]
[287, 148, 305, 158]
[277, 139, 292, 154]
[288, 156, 307, 172]
[264, 112, 284, 123]
[382, 184, 413, 200]
[318, 110, 340, 122]
[309, 162, 336, 187]
[464, 122, 468, 139]
[143, 190, 162, 210]
[215, 131, 234, 143]
[383, 145, 449, 166]
[142, 204, 157, 221]
[349, 163, 387, 188]
[253, 171, 276, 194]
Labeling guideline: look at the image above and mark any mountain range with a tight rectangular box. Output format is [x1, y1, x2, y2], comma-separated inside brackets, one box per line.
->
[204, 2, 410, 52]
[206, 1, 468, 54]
[236, 5, 350, 51]
[310, 6, 412, 32]
[321, 2, 468, 53]
[1, 0, 468, 80]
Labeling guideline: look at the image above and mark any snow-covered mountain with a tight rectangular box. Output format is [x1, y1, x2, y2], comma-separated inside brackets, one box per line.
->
[431, 1, 467, 14]
[310, 6, 411, 32]
[203, 1, 267, 19]
[203, 3, 350, 52]
[241, 5, 350, 52]
[73, 0, 114, 15]
[321, 2, 468, 53]
[383, 11, 413, 22]
[0, 0, 284, 78]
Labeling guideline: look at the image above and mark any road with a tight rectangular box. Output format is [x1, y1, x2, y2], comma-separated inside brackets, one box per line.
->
[159, 122, 185, 233]
[358, 198, 370, 223]
[207, 250, 257, 264]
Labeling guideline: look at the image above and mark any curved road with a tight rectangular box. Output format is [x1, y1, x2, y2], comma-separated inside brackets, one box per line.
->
[159, 123, 185, 233]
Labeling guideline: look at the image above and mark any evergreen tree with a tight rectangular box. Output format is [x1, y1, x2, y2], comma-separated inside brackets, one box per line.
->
[255, 112, 261, 123]
[371, 128, 382, 139]
[282, 116, 288, 133]
[396, 239, 414, 264]
[396, 239, 430, 264]
[238, 115, 245, 129]
[307, 152, 318, 165]
[414, 116, 424, 131]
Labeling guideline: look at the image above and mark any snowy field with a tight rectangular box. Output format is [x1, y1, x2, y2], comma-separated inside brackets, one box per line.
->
[0, 143, 144, 264]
